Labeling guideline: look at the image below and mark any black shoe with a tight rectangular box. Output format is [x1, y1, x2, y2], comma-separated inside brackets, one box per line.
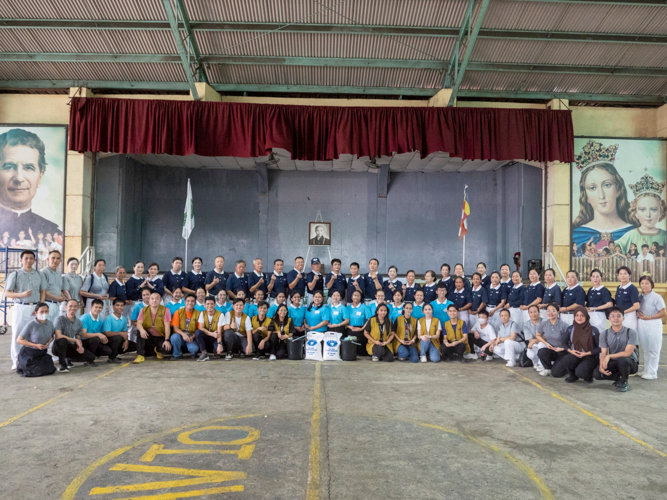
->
[584, 378, 593, 384]
[66, 358, 74, 367]
[171, 356, 183, 361]
[57, 365, 69, 373]
[458, 356, 466, 363]
[83, 361, 98, 367]
[565, 376, 578, 383]
[107, 358, 122, 364]
[616, 381, 629, 392]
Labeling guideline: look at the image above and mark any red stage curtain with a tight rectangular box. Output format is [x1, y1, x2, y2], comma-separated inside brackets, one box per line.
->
[69, 97, 574, 162]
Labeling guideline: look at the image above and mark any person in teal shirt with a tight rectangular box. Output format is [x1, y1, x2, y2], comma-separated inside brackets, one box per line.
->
[215, 289, 233, 315]
[412, 290, 426, 320]
[327, 290, 349, 334]
[267, 291, 287, 319]
[387, 290, 404, 322]
[246, 289, 267, 318]
[304, 291, 330, 332]
[194, 287, 206, 312]
[431, 283, 453, 326]
[346, 290, 371, 356]
[165, 287, 185, 316]
[368, 289, 386, 317]
[288, 292, 307, 336]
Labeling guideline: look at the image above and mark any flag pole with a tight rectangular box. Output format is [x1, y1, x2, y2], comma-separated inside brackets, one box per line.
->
[463, 234, 466, 270]
[185, 237, 188, 273]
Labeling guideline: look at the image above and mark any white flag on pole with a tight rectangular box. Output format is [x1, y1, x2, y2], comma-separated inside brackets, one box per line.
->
[182, 178, 195, 239]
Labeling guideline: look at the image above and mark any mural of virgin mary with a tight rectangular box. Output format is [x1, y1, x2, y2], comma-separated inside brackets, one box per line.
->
[572, 140, 634, 250]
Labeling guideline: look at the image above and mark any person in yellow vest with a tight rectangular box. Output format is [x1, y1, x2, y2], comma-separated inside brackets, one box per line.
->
[418, 303, 441, 363]
[169, 293, 200, 360]
[268, 304, 294, 360]
[442, 304, 470, 363]
[195, 296, 223, 362]
[394, 302, 419, 362]
[251, 301, 273, 360]
[222, 298, 253, 360]
[363, 303, 395, 362]
[134, 291, 172, 364]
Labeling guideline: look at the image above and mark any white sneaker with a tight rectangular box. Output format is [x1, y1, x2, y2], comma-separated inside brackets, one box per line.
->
[11, 364, 16, 371]
[269, 354, 277, 361]
[464, 353, 478, 360]
[372, 356, 379, 362]
[506, 359, 516, 367]
[539, 369, 551, 377]
[641, 373, 657, 380]
[485, 355, 493, 362]
[635, 371, 645, 377]
[420, 356, 427, 363]
[534, 364, 544, 371]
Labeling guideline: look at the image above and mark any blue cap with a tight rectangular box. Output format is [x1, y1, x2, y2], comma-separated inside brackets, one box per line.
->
[311, 258, 321, 265]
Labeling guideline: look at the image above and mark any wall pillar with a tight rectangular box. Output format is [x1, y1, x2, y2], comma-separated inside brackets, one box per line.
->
[545, 162, 571, 276]
[192, 83, 221, 102]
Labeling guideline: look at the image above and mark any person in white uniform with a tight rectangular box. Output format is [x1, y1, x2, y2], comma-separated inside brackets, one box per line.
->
[586, 269, 613, 334]
[522, 305, 546, 371]
[469, 310, 496, 361]
[636, 275, 665, 380]
[5, 250, 46, 370]
[492, 308, 523, 367]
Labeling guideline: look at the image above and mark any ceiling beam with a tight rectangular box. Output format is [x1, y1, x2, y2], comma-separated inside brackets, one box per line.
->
[1, 80, 665, 104]
[513, 0, 666, 5]
[4, 53, 667, 77]
[161, 0, 199, 99]
[1, 20, 665, 45]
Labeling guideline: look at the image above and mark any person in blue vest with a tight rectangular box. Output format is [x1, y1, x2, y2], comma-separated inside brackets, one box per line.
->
[541, 268, 562, 320]
[226, 260, 249, 300]
[306, 258, 324, 305]
[347, 262, 366, 302]
[327, 290, 349, 334]
[476, 262, 491, 289]
[403, 270, 422, 303]
[346, 290, 371, 355]
[248, 258, 268, 298]
[586, 269, 613, 334]
[364, 258, 384, 303]
[383, 265, 404, 300]
[431, 283, 453, 326]
[387, 290, 405, 322]
[616, 266, 640, 331]
[412, 290, 426, 320]
[521, 268, 544, 325]
[504, 271, 526, 329]
[182, 257, 206, 295]
[205, 255, 228, 297]
[486, 271, 507, 330]
[326, 258, 347, 304]
[304, 291, 330, 332]
[469, 272, 488, 329]
[162, 257, 186, 301]
[561, 270, 586, 327]
[108, 266, 134, 318]
[267, 259, 288, 305]
[165, 287, 185, 315]
[287, 256, 308, 299]
[288, 292, 307, 336]
[438, 263, 455, 298]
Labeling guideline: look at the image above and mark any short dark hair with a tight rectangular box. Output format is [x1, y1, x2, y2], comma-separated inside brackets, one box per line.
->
[478, 309, 489, 317]
[172, 256, 183, 263]
[295, 256, 304, 261]
[233, 298, 245, 305]
[590, 268, 603, 278]
[204, 296, 216, 303]
[196, 287, 206, 294]
[67, 257, 79, 265]
[544, 268, 556, 278]
[34, 302, 48, 313]
[499, 308, 510, 316]
[608, 306, 624, 316]
[350, 262, 359, 268]
[639, 275, 654, 288]
[642, 244, 649, 249]
[477, 262, 487, 269]
[369, 258, 379, 265]
[567, 269, 580, 280]
[112, 298, 125, 306]
[388, 265, 397, 273]
[148, 262, 159, 270]
[94, 258, 106, 266]
[331, 258, 341, 265]
[91, 299, 104, 307]
[192, 257, 203, 264]
[257, 300, 269, 310]
[500, 263, 510, 271]
[48, 249, 62, 257]
[184, 293, 196, 301]
[425, 270, 436, 279]
[447, 304, 457, 311]
[141, 288, 151, 296]
[617, 266, 632, 276]
[406, 269, 415, 276]
[546, 303, 559, 312]
[134, 260, 144, 267]
[274, 258, 283, 265]
[436, 282, 448, 290]
[472, 272, 481, 280]
[528, 304, 540, 312]
[0, 128, 47, 172]
[441, 263, 450, 271]
[20, 250, 35, 259]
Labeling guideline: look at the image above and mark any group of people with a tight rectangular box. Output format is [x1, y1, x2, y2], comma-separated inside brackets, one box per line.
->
[574, 239, 665, 263]
[6, 250, 664, 392]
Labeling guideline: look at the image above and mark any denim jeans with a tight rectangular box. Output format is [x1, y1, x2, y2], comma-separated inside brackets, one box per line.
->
[397, 344, 419, 363]
[171, 333, 199, 357]
[420, 340, 440, 362]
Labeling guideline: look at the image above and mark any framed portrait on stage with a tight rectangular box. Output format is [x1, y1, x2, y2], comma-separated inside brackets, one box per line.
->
[0, 124, 67, 269]
[309, 222, 331, 246]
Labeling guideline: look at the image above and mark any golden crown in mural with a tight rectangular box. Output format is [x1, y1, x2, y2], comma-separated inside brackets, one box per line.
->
[629, 172, 666, 197]
[575, 140, 619, 172]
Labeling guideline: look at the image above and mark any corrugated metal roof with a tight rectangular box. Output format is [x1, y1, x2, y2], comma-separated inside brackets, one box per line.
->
[0, 0, 165, 21]
[0, 61, 185, 82]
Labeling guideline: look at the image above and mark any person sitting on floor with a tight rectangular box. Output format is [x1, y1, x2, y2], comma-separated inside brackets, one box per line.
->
[363, 303, 395, 362]
[442, 304, 470, 363]
[492, 308, 525, 367]
[195, 296, 224, 362]
[169, 293, 200, 361]
[288, 292, 307, 336]
[560, 306, 601, 384]
[417, 303, 441, 363]
[102, 298, 135, 361]
[251, 301, 273, 360]
[134, 292, 172, 364]
[268, 304, 294, 360]
[223, 298, 254, 360]
[394, 302, 419, 363]
[469, 309, 496, 361]
[53, 299, 97, 372]
[536, 303, 570, 377]
[15, 303, 57, 377]
[594, 306, 640, 393]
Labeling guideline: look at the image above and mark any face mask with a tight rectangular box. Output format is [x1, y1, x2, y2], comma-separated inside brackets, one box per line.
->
[37, 313, 48, 321]
[480, 318, 487, 325]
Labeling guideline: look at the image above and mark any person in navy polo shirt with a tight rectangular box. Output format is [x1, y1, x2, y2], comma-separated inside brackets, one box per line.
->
[306, 258, 324, 304]
[499, 264, 513, 302]
[248, 258, 268, 297]
[126, 261, 149, 302]
[205, 255, 228, 297]
[561, 270, 586, 326]
[403, 270, 421, 303]
[347, 262, 366, 302]
[364, 258, 384, 303]
[182, 257, 206, 295]
[267, 259, 288, 304]
[541, 268, 562, 320]
[146, 263, 165, 298]
[162, 257, 186, 300]
[476, 262, 491, 289]
[616, 266, 640, 330]
[521, 268, 544, 325]
[287, 256, 307, 299]
[108, 266, 134, 317]
[226, 260, 249, 300]
[326, 258, 347, 304]
[438, 264, 455, 298]
[586, 269, 613, 334]
[383, 265, 404, 299]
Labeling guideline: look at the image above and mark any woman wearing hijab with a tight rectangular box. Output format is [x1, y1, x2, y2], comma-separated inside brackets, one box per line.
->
[363, 303, 395, 362]
[559, 306, 601, 383]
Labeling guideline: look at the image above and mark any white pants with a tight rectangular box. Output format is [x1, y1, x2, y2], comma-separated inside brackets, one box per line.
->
[10, 303, 34, 369]
[522, 309, 532, 326]
[589, 311, 607, 334]
[638, 319, 663, 377]
[560, 312, 574, 326]
[509, 307, 523, 330]
[526, 342, 545, 368]
[46, 302, 61, 324]
[486, 306, 502, 330]
[469, 313, 478, 331]
[495, 339, 525, 362]
[623, 311, 638, 331]
[539, 310, 548, 321]
[458, 310, 470, 328]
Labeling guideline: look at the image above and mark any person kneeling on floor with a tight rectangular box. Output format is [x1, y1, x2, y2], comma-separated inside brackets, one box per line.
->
[394, 302, 419, 363]
[492, 308, 524, 367]
[101, 298, 134, 363]
[134, 292, 172, 364]
[268, 304, 293, 360]
[53, 299, 97, 372]
[223, 299, 253, 360]
[469, 310, 496, 362]
[251, 301, 273, 360]
[169, 293, 200, 360]
[442, 305, 470, 363]
[81, 299, 124, 363]
[594, 306, 639, 392]
[195, 296, 224, 362]
[15, 303, 57, 377]
[560, 306, 600, 384]
[417, 303, 442, 363]
[364, 303, 395, 362]
[535, 304, 570, 377]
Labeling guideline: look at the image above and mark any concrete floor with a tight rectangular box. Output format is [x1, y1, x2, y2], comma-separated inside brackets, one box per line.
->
[1, 333, 666, 500]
